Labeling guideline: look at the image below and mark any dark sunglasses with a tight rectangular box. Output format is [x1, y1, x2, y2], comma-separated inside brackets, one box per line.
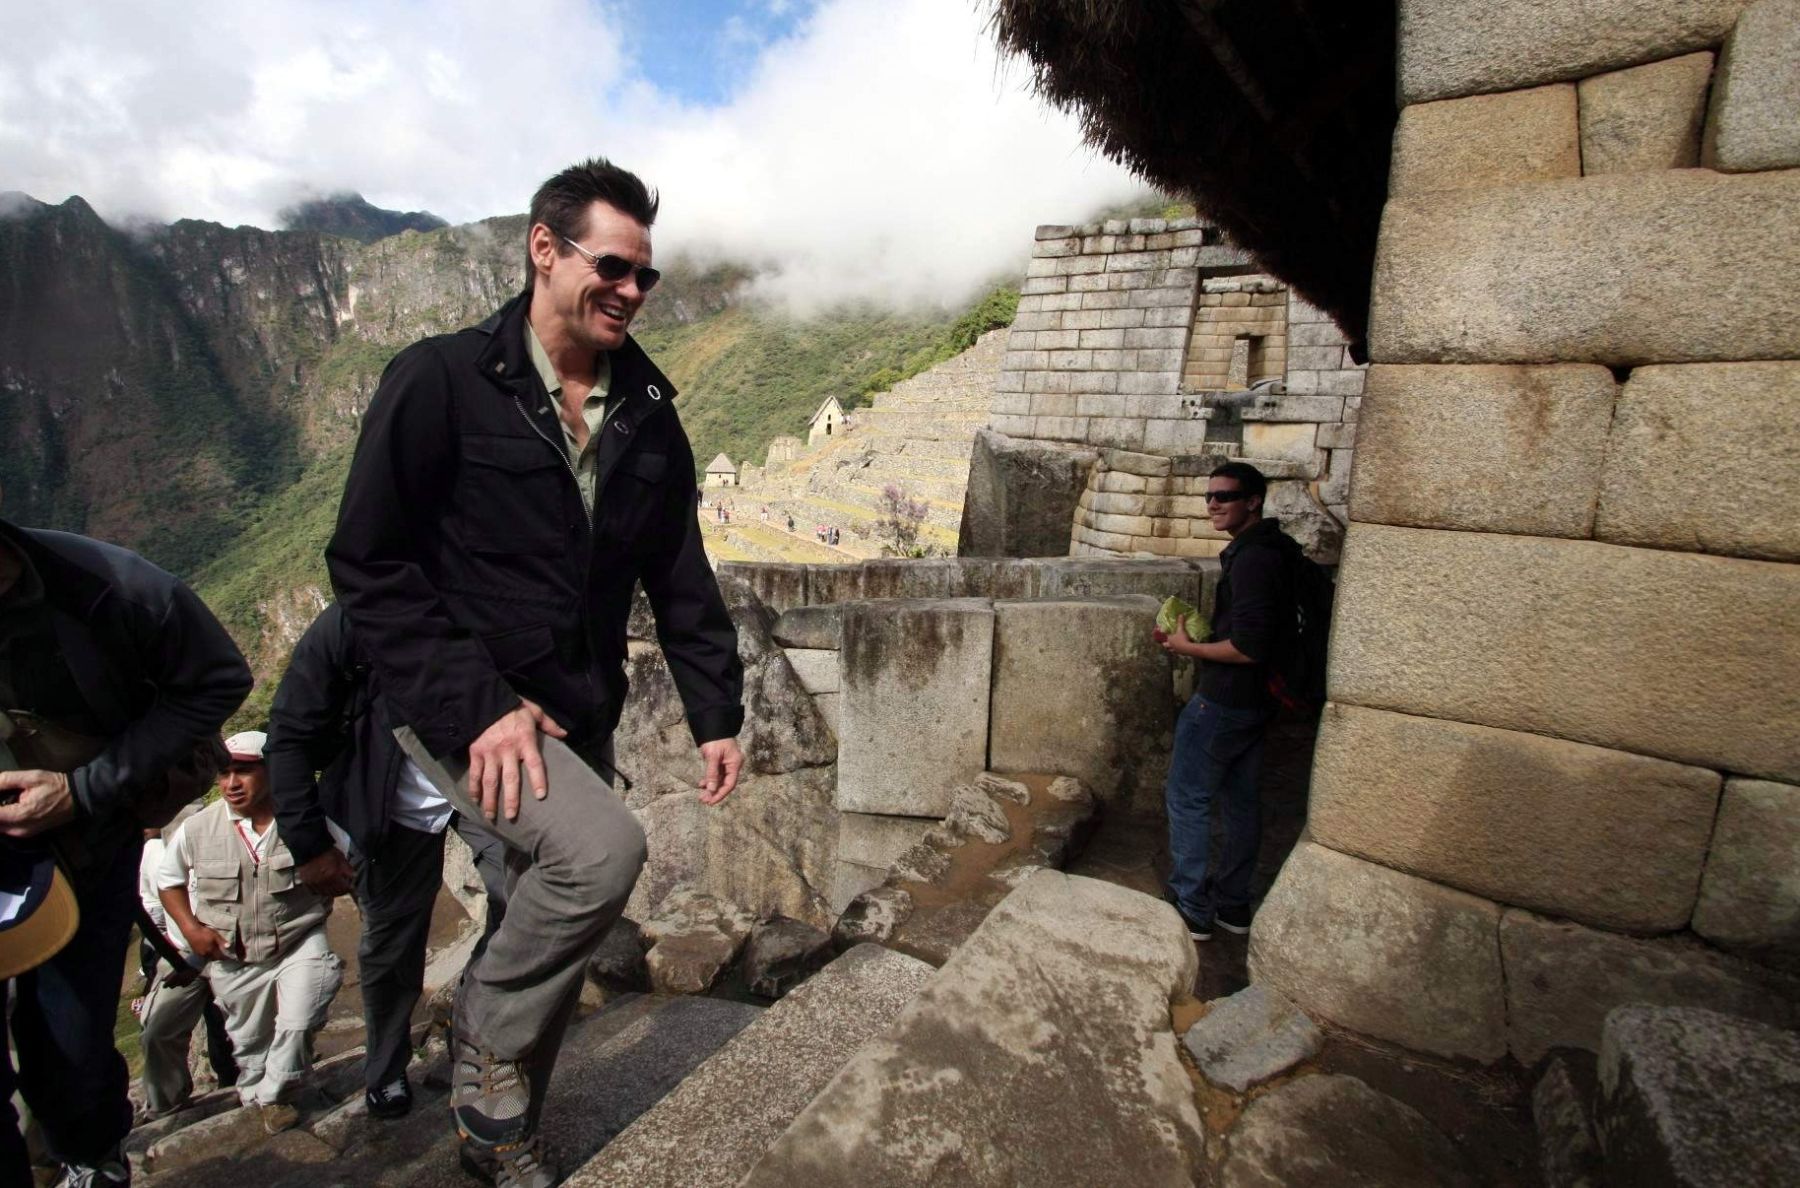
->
[561, 237, 661, 293]
[1203, 490, 1250, 503]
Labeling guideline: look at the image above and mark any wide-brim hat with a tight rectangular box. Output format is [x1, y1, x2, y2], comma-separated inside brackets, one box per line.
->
[0, 841, 79, 980]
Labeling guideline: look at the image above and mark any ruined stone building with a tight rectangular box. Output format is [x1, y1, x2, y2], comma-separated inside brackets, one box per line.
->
[984, 0, 1799, 1080]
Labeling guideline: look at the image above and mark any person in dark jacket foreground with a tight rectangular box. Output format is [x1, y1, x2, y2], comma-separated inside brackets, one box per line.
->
[266, 601, 508, 1120]
[1155, 462, 1295, 942]
[0, 514, 251, 1187]
[326, 158, 745, 1188]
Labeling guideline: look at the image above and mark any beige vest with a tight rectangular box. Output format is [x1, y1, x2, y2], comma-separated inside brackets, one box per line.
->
[186, 800, 328, 965]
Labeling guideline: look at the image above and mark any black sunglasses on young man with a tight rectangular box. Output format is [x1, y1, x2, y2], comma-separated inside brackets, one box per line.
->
[561, 237, 662, 293]
[1203, 490, 1250, 503]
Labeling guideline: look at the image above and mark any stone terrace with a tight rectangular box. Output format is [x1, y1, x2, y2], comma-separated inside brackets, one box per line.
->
[725, 329, 1007, 559]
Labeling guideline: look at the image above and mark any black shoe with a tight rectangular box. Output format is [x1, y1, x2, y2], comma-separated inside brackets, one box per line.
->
[366, 1074, 413, 1120]
[1216, 904, 1253, 935]
[1177, 907, 1214, 942]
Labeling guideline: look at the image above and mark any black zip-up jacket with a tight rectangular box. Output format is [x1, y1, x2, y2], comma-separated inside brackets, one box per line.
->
[266, 603, 400, 865]
[325, 291, 744, 760]
[0, 520, 251, 842]
[1200, 516, 1293, 708]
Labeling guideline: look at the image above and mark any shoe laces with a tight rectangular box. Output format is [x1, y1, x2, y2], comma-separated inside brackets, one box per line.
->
[496, 1135, 547, 1188]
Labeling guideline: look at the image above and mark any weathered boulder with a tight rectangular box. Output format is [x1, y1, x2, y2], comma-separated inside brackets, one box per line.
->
[1182, 982, 1323, 1093]
[1249, 842, 1507, 1062]
[1218, 1074, 1476, 1188]
[1353, 364, 1616, 538]
[741, 916, 832, 999]
[1369, 169, 1800, 366]
[1703, 0, 1800, 171]
[566, 946, 934, 1188]
[1595, 361, 1800, 563]
[831, 883, 914, 949]
[1500, 908, 1800, 1063]
[836, 598, 994, 817]
[943, 782, 1013, 844]
[1389, 85, 1580, 195]
[1579, 52, 1714, 174]
[1308, 704, 1721, 932]
[1534, 1052, 1605, 1188]
[1596, 1005, 1800, 1186]
[1329, 523, 1800, 783]
[641, 888, 755, 996]
[1396, 0, 1744, 103]
[618, 573, 840, 929]
[957, 428, 1095, 558]
[1691, 778, 1800, 962]
[742, 872, 1205, 1187]
[988, 597, 1172, 817]
[770, 603, 842, 649]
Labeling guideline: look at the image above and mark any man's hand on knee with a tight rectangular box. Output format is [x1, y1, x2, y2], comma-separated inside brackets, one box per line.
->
[697, 738, 743, 806]
[468, 698, 567, 822]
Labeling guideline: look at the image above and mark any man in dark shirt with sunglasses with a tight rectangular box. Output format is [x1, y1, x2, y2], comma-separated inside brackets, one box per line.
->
[328, 158, 744, 1188]
[1154, 461, 1293, 942]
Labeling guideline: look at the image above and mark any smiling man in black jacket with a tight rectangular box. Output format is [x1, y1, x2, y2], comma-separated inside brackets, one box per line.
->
[326, 158, 743, 1188]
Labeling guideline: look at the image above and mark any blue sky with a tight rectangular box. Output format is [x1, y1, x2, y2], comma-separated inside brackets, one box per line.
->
[618, 0, 819, 106]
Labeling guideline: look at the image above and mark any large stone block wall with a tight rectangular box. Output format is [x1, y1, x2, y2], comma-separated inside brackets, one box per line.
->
[726, 556, 1215, 909]
[986, 219, 1366, 564]
[1254, 0, 1800, 1062]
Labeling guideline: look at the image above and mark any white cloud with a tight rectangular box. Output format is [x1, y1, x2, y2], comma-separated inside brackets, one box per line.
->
[0, 0, 1146, 309]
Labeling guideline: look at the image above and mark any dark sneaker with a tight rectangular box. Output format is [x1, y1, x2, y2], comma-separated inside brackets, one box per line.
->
[1216, 904, 1253, 935]
[366, 1074, 413, 1120]
[459, 1134, 558, 1188]
[449, 1035, 533, 1151]
[1176, 906, 1214, 942]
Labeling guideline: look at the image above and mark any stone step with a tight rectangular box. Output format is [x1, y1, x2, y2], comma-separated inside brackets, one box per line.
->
[565, 945, 935, 1188]
[744, 871, 1207, 1187]
[138, 994, 762, 1188]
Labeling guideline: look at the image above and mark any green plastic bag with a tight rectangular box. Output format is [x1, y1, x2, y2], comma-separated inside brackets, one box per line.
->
[1156, 595, 1198, 637]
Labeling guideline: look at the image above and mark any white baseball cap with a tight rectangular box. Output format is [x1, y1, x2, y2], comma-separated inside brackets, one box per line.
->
[224, 731, 268, 762]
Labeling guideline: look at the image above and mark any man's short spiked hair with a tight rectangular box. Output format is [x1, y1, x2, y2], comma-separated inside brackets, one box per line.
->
[525, 157, 659, 287]
[1209, 460, 1268, 503]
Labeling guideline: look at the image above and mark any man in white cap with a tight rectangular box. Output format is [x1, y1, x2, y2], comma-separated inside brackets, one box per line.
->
[156, 731, 344, 1133]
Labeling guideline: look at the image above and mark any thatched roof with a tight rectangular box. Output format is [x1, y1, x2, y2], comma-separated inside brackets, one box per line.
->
[705, 452, 737, 474]
[990, 0, 1396, 353]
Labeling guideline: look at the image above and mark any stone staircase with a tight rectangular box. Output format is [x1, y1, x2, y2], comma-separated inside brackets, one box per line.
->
[130, 994, 763, 1188]
[735, 328, 1007, 559]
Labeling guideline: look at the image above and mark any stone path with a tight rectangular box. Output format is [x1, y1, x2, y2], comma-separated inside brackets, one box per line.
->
[132, 993, 761, 1187]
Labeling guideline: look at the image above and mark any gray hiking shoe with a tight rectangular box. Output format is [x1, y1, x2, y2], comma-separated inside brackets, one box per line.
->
[59, 1147, 130, 1187]
[459, 1134, 558, 1188]
[448, 1034, 533, 1151]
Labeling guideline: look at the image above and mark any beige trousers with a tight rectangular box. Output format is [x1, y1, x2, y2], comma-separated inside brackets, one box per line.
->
[203, 926, 344, 1107]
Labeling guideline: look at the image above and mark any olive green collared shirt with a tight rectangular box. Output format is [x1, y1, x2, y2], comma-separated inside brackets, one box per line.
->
[526, 322, 613, 517]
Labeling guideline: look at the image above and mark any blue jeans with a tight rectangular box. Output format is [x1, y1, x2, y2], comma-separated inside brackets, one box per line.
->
[1, 835, 142, 1179]
[1164, 694, 1273, 924]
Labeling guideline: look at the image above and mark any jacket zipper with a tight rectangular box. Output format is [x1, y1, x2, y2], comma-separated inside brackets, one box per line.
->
[508, 390, 593, 532]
